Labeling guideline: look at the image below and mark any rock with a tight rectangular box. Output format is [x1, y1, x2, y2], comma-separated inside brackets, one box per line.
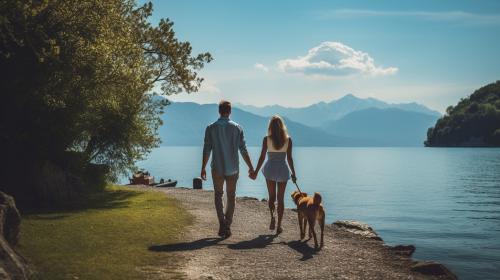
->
[390, 245, 416, 257]
[411, 261, 457, 279]
[193, 177, 203, 189]
[0, 193, 20, 245]
[332, 220, 383, 241]
[0, 191, 31, 280]
[261, 198, 267, 202]
[239, 196, 258, 201]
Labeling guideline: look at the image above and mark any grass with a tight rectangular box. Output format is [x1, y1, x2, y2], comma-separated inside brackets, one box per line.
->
[18, 186, 192, 280]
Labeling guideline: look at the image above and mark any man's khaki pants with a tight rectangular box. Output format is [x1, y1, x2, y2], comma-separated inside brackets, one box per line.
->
[212, 169, 238, 228]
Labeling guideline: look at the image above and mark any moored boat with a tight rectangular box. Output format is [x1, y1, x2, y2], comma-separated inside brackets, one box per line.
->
[129, 170, 154, 185]
[153, 178, 177, 188]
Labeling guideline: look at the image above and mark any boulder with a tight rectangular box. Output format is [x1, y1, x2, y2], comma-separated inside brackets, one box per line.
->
[332, 220, 383, 241]
[0, 191, 31, 279]
[411, 261, 457, 279]
[0, 193, 20, 245]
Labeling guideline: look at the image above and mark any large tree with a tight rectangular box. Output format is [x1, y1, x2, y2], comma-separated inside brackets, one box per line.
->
[0, 0, 211, 204]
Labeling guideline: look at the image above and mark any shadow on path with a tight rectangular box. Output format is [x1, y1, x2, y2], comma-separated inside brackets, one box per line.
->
[149, 237, 224, 252]
[228, 234, 278, 250]
[287, 240, 317, 261]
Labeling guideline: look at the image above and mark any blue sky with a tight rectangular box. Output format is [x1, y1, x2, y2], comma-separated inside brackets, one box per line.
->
[146, 0, 500, 112]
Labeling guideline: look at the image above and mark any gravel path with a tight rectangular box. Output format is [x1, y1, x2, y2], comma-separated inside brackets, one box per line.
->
[132, 186, 453, 280]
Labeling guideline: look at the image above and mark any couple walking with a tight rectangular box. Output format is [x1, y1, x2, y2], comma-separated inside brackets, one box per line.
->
[201, 100, 297, 238]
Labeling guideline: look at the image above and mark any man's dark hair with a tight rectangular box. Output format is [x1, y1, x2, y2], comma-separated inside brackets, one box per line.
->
[219, 100, 231, 115]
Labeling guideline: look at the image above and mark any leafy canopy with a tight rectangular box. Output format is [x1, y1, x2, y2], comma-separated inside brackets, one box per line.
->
[0, 0, 211, 198]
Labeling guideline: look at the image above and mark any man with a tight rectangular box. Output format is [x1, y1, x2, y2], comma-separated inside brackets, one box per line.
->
[201, 100, 254, 238]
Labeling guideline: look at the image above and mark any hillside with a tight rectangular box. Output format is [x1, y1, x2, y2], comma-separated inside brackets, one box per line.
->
[425, 81, 500, 147]
[323, 108, 439, 146]
[236, 94, 440, 127]
[159, 102, 357, 146]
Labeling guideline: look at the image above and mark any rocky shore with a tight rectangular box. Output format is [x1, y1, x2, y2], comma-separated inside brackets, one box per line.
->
[131, 186, 457, 280]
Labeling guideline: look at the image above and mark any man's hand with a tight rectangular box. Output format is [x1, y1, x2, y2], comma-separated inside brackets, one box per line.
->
[201, 168, 207, 181]
[248, 168, 255, 180]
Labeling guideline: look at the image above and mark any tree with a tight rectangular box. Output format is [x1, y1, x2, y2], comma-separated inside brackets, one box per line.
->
[0, 0, 211, 205]
[425, 81, 500, 147]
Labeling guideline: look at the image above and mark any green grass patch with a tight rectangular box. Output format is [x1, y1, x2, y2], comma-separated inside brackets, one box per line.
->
[19, 186, 192, 280]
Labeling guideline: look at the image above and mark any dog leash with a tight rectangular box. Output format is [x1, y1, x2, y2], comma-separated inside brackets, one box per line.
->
[293, 181, 303, 194]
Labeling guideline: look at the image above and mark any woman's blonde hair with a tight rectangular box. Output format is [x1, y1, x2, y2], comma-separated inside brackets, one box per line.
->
[267, 115, 289, 150]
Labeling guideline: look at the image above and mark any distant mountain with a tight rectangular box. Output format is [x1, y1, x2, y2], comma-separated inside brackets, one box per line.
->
[159, 102, 359, 146]
[425, 81, 500, 147]
[323, 108, 440, 146]
[236, 94, 441, 127]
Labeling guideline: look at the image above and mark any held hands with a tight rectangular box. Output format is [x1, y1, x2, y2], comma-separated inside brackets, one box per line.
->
[249, 169, 257, 180]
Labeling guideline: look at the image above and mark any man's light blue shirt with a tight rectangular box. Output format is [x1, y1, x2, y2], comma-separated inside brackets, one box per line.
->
[203, 117, 248, 176]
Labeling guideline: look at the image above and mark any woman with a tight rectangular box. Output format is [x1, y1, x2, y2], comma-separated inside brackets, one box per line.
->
[251, 115, 297, 235]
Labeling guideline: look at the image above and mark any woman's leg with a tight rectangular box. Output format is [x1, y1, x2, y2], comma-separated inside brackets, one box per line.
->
[276, 181, 287, 233]
[266, 179, 277, 229]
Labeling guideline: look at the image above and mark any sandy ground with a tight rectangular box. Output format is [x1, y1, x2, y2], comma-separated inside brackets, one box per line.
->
[131, 186, 452, 280]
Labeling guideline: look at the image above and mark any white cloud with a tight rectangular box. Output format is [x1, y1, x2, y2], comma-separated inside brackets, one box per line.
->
[277, 41, 398, 77]
[317, 9, 500, 25]
[199, 79, 221, 94]
[254, 63, 269, 72]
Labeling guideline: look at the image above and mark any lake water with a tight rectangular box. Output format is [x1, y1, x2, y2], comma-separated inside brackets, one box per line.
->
[124, 146, 500, 280]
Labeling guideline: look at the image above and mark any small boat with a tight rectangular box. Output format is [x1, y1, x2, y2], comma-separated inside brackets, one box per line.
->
[153, 178, 177, 188]
[129, 170, 154, 185]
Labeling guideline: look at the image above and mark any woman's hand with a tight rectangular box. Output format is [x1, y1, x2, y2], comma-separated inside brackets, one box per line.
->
[291, 174, 297, 184]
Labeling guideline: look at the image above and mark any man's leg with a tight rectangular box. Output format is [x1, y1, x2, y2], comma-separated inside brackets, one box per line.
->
[224, 173, 238, 229]
[212, 169, 226, 236]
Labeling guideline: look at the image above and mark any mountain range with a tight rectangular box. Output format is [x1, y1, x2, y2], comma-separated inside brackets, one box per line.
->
[236, 94, 440, 127]
[159, 95, 441, 147]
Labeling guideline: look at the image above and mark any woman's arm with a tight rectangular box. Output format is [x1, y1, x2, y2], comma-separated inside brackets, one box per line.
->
[286, 138, 297, 183]
[253, 137, 268, 175]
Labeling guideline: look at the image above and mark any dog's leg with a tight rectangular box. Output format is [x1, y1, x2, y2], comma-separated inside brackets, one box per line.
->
[319, 211, 325, 249]
[302, 216, 308, 240]
[308, 217, 313, 240]
[308, 216, 318, 249]
[298, 212, 304, 239]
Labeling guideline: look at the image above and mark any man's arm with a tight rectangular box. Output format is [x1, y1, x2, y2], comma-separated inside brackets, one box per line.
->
[201, 126, 212, 180]
[238, 127, 254, 173]
[201, 153, 210, 180]
[242, 152, 254, 174]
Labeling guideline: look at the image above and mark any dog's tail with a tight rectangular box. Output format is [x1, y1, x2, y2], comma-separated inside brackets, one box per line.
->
[313, 192, 322, 205]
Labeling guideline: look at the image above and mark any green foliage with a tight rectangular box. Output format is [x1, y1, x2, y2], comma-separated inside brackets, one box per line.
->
[425, 81, 500, 147]
[0, 0, 211, 204]
[20, 186, 192, 279]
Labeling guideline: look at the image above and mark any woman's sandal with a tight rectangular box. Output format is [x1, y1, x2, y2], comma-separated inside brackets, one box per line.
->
[269, 216, 276, 230]
[276, 226, 283, 235]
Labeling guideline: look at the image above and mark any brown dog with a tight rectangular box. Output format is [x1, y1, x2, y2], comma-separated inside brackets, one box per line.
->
[291, 190, 325, 249]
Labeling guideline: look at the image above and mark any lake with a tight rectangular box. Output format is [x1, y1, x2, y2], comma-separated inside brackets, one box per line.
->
[124, 146, 500, 280]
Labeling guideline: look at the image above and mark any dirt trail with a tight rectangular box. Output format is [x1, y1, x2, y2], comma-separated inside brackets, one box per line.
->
[133, 186, 452, 280]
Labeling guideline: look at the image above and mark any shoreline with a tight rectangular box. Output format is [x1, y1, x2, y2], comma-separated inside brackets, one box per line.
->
[129, 185, 457, 279]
